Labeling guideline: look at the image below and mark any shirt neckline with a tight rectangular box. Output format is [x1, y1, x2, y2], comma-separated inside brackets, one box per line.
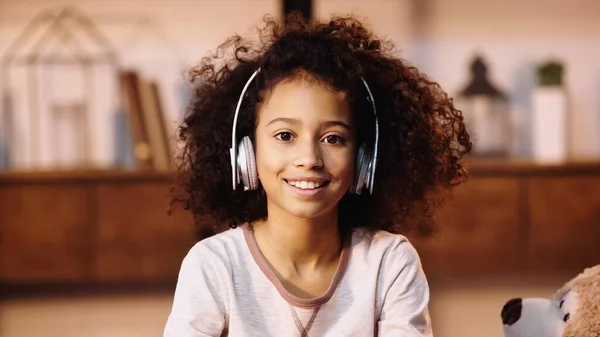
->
[242, 224, 351, 309]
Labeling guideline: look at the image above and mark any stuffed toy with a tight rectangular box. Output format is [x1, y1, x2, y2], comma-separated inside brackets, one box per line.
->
[501, 264, 600, 337]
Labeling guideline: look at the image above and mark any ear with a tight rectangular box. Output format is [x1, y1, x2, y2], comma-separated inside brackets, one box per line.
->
[502, 298, 565, 337]
[581, 264, 600, 278]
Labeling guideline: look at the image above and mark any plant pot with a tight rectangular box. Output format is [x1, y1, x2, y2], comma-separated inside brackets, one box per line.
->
[532, 87, 568, 164]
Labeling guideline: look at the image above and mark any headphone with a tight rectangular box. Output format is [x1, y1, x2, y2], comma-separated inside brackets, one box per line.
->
[230, 68, 379, 195]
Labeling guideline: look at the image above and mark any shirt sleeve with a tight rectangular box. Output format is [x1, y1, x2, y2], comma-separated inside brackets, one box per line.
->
[377, 240, 433, 337]
[163, 242, 229, 337]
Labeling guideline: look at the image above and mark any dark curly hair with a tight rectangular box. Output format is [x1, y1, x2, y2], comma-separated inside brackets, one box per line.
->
[171, 13, 471, 237]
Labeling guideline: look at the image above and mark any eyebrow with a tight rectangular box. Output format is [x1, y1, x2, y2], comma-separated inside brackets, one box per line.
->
[266, 117, 301, 127]
[266, 117, 352, 131]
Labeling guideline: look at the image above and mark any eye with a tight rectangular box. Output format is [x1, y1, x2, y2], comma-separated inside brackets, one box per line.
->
[275, 132, 295, 142]
[560, 300, 564, 308]
[563, 313, 570, 322]
[323, 135, 345, 145]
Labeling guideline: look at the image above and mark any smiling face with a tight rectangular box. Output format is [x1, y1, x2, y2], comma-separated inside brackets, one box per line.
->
[254, 77, 356, 221]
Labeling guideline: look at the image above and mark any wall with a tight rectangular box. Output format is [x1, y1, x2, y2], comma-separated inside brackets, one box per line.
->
[314, 0, 600, 159]
[2, 0, 599, 168]
[412, 0, 600, 158]
[0, 0, 280, 169]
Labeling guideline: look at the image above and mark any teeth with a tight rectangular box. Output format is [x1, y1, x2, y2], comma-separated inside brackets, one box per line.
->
[288, 180, 323, 190]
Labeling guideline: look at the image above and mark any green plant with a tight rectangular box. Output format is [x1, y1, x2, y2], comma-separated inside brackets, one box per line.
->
[537, 60, 564, 86]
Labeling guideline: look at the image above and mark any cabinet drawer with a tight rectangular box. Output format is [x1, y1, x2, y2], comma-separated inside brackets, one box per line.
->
[0, 184, 92, 282]
[93, 182, 196, 282]
[411, 177, 522, 277]
[527, 176, 600, 272]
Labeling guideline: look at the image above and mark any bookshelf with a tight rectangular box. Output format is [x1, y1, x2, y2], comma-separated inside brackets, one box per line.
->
[0, 5, 178, 173]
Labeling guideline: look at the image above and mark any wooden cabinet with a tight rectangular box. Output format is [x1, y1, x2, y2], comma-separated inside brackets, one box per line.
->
[94, 182, 196, 282]
[0, 171, 197, 286]
[411, 177, 523, 277]
[527, 176, 600, 272]
[0, 184, 92, 283]
[408, 161, 600, 278]
[1, 161, 600, 285]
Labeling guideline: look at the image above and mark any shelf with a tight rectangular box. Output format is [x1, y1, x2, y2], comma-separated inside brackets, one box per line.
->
[1, 159, 600, 285]
[0, 168, 178, 184]
[2, 159, 600, 184]
[464, 158, 600, 177]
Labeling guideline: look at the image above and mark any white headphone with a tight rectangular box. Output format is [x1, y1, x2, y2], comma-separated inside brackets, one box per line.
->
[230, 68, 379, 195]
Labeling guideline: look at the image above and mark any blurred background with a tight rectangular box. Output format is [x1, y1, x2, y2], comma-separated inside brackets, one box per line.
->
[1, 0, 599, 336]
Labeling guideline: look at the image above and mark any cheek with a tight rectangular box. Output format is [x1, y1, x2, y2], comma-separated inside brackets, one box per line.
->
[256, 153, 280, 178]
[344, 152, 356, 176]
[327, 148, 355, 179]
[254, 138, 281, 178]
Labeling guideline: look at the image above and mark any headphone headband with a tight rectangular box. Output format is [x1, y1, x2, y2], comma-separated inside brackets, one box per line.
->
[230, 69, 260, 189]
[359, 77, 379, 194]
[230, 67, 379, 194]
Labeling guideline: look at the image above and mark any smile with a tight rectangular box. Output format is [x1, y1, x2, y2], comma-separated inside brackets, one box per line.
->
[285, 180, 328, 190]
[284, 179, 330, 196]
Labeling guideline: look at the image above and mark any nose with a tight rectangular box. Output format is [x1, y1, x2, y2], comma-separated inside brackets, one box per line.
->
[501, 298, 523, 326]
[292, 141, 324, 169]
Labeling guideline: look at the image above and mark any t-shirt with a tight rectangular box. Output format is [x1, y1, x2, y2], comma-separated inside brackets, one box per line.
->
[163, 224, 433, 336]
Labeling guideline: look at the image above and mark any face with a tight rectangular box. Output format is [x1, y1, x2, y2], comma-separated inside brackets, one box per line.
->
[255, 78, 356, 220]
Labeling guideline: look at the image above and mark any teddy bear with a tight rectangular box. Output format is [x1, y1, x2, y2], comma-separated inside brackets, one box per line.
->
[500, 264, 600, 337]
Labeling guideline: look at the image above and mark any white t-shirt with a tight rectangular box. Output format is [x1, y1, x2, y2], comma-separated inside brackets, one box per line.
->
[163, 224, 433, 336]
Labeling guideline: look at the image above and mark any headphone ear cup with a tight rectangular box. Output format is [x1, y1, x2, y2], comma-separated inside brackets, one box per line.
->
[237, 136, 259, 191]
[351, 145, 372, 194]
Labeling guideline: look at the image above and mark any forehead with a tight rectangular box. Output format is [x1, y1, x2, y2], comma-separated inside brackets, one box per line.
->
[257, 79, 351, 125]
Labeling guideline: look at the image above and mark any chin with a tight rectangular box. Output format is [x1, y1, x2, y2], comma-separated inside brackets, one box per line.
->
[284, 204, 336, 220]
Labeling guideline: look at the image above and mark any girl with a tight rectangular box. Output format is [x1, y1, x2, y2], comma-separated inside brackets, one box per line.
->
[164, 13, 471, 337]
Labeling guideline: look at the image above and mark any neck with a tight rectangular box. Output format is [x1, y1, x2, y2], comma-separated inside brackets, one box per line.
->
[253, 207, 342, 271]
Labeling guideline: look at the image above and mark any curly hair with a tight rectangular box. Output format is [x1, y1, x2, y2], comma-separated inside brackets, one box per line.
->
[171, 13, 471, 237]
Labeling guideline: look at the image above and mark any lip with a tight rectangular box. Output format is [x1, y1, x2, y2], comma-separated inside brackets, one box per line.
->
[284, 176, 330, 183]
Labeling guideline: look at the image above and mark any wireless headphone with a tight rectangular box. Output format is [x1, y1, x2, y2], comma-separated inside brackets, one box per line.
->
[230, 68, 379, 195]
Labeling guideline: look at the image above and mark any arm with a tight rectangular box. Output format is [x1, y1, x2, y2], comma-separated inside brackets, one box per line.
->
[163, 243, 229, 337]
[377, 241, 433, 337]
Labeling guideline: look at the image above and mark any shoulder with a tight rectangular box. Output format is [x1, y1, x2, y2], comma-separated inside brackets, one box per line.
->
[350, 228, 425, 282]
[194, 226, 246, 253]
[351, 228, 421, 264]
[351, 229, 429, 298]
[180, 226, 246, 273]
